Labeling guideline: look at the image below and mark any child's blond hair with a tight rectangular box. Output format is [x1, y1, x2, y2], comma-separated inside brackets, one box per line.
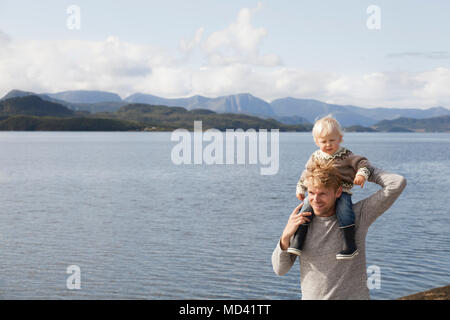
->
[312, 115, 343, 139]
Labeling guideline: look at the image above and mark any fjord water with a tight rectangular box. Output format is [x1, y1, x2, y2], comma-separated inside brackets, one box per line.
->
[0, 132, 448, 299]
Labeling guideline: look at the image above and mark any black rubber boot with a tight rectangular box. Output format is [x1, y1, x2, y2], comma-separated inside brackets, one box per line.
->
[336, 225, 359, 260]
[287, 224, 309, 256]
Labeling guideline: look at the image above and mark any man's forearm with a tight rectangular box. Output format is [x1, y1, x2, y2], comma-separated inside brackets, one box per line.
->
[280, 236, 290, 250]
[272, 239, 297, 276]
[358, 168, 407, 228]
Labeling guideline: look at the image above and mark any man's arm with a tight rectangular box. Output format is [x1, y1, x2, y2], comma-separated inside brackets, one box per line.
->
[356, 167, 407, 229]
[272, 239, 297, 276]
[272, 203, 311, 276]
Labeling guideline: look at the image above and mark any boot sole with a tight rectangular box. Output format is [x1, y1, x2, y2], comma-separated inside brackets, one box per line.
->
[287, 248, 302, 256]
[336, 250, 359, 260]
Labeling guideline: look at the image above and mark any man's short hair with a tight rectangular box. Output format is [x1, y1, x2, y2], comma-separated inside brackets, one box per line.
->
[305, 159, 343, 191]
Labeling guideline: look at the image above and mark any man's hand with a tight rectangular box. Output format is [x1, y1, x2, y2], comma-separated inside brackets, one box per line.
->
[296, 192, 305, 201]
[354, 174, 366, 188]
[280, 203, 312, 250]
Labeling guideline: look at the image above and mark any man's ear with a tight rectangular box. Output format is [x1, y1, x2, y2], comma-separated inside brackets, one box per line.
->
[336, 186, 343, 198]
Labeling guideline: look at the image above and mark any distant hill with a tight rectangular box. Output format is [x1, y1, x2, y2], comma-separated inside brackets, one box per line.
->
[270, 97, 450, 127]
[124, 92, 275, 118]
[270, 98, 377, 126]
[0, 95, 143, 131]
[343, 125, 378, 132]
[0, 95, 74, 117]
[65, 101, 128, 113]
[351, 105, 450, 122]
[0, 115, 143, 131]
[0, 89, 71, 107]
[272, 115, 310, 125]
[124, 93, 209, 109]
[1, 89, 37, 100]
[195, 93, 275, 117]
[44, 90, 122, 104]
[373, 115, 450, 132]
[0, 90, 128, 113]
[103, 103, 309, 131]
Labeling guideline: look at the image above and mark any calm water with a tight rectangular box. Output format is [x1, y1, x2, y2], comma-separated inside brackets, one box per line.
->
[0, 131, 448, 300]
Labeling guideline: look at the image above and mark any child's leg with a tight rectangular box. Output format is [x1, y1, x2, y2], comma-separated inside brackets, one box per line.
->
[335, 192, 358, 259]
[297, 196, 314, 224]
[335, 192, 355, 228]
[287, 196, 314, 256]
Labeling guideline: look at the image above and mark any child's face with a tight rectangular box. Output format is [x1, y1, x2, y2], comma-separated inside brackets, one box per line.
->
[314, 133, 342, 155]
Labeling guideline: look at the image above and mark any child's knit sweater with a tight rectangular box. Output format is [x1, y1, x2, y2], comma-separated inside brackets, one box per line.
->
[296, 147, 373, 195]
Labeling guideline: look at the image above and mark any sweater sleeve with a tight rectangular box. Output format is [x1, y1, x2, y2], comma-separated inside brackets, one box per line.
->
[272, 239, 297, 276]
[348, 153, 374, 180]
[356, 168, 407, 229]
[296, 172, 307, 195]
[296, 154, 315, 195]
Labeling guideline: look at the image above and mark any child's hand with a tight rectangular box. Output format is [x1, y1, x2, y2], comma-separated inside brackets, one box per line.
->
[354, 175, 366, 188]
[296, 193, 305, 201]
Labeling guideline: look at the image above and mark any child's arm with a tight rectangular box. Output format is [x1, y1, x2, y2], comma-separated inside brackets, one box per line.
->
[349, 154, 373, 188]
[296, 176, 306, 200]
[354, 174, 366, 188]
[296, 154, 315, 198]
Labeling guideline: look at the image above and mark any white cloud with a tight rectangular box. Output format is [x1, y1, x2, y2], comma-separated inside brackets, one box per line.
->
[179, 27, 204, 54]
[199, 3, 282, 67]
[413, 67, 450, 106]
[316, 70, 450, 108]
[204, 5, 265, 53]
[0, 34, 175, 98]
[0, 30, 11, 45]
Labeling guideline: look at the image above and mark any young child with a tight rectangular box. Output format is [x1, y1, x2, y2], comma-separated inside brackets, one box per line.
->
[287, 115, 373, 259]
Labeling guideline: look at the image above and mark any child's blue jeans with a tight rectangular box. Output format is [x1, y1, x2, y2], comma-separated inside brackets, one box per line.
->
[300, 192, 355, 227]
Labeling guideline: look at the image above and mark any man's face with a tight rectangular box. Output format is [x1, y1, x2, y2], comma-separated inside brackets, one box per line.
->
[307, 184, 342, 217]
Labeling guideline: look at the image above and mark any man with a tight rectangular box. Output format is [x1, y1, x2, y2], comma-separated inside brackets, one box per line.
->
[272, 160, 406, 299]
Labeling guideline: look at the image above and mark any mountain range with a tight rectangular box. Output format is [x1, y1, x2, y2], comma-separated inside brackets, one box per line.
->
[0, 93, 448, 132]
[0, 95, 310, 132]
[2, 89, 449, 127]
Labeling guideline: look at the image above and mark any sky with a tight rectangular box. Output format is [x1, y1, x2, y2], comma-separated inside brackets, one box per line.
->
[0, 0, 449, 108]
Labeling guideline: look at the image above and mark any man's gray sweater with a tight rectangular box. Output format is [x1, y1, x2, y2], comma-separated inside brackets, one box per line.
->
[272, 168, 407, 300]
